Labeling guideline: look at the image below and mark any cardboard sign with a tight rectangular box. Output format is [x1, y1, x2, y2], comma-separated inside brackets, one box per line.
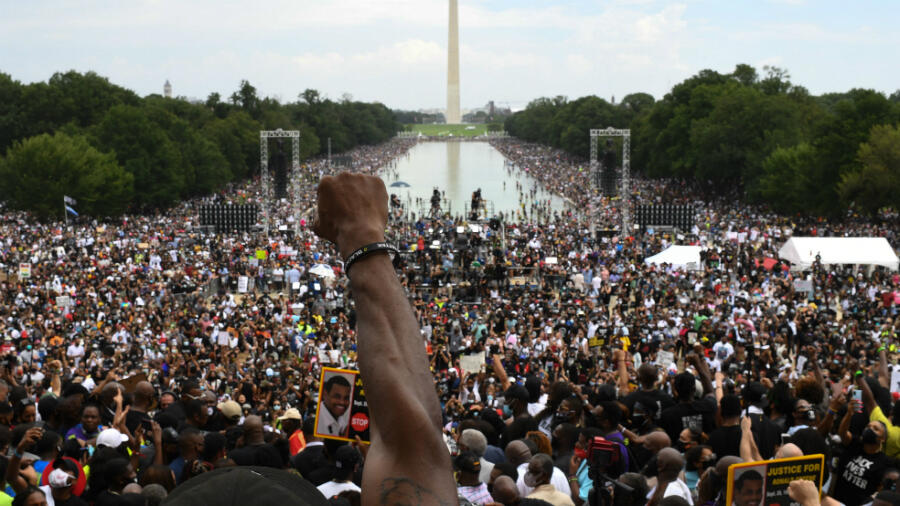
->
[459, 352, 486, 376]
[119, 372, 149, 394]
[19, 263, 31, 278]
[657, 350, 675, 370]
[725, 454, 824, 506]
[314, 367, 369, 444]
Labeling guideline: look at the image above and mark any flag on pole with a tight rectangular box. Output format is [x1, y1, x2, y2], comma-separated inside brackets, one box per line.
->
[65, 206, 78, 217]
[63, 195, 77, 205]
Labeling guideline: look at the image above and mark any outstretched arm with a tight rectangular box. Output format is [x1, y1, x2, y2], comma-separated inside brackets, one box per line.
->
[315, 173, 456, 506]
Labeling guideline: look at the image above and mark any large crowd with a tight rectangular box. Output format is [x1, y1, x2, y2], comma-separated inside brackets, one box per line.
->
[0, 135, 898, 506]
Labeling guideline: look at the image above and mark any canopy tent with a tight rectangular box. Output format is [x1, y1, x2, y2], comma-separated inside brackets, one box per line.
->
[778, 237, 899, 271]
[644, 245, 703, 271]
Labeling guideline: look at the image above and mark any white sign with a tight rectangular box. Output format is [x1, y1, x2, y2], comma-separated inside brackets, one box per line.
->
[459, 352, 486, 376]
[657, 350, 675, 370]
[56, 296, 72, 308]
[18, 263, 31, 278]
[237, 276, 249, 293]
[545, 257, 558, 265]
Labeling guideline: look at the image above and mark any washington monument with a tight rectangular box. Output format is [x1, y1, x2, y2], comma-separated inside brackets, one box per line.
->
[446, 0, 461, 124]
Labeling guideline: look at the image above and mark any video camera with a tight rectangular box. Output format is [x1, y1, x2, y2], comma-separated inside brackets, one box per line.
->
[586, 437, 635, 506]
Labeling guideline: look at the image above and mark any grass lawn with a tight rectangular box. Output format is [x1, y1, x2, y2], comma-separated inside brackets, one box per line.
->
[405, 124, 488, 137]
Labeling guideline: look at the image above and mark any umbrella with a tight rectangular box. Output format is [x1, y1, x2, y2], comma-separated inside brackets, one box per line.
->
[163, 466, 328, 506]
[390, 181, 411, 187]
[309, 264, 336, 278]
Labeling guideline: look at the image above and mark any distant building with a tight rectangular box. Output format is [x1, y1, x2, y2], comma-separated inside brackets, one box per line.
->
[164, 80, 172, 98]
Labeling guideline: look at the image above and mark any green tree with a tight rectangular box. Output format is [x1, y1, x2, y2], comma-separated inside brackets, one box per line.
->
[91, 105, 184, 209]
[838, 124, 900, 213]
[756, 143, 818, 213]
[0, 132, 133, 217]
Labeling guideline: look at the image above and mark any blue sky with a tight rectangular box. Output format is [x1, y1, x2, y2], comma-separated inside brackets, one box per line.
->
[2, 0, 898, 111]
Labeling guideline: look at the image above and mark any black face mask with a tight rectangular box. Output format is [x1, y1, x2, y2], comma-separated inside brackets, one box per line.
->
[862, 428, 880, 445]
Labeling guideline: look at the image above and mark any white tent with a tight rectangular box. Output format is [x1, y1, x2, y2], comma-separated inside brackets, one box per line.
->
[778, 237, 899, 271]
[644, 245, 703, 271]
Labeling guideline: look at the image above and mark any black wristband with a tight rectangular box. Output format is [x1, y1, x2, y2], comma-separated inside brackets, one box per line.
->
[344, 242, 399, 274]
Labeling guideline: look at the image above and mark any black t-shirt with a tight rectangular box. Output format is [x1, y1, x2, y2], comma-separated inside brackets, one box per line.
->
[54, 495, 89, 506]
[623, 389, 675, 418]
[833, 439, 888, 506]
[228, 443, 284, 468]
[706, 425, 742, 458]
[659, 397, 716, 443]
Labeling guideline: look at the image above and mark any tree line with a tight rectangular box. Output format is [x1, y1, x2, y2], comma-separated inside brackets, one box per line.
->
[0, 71, 398, 218]
[505, 64, 900, 216]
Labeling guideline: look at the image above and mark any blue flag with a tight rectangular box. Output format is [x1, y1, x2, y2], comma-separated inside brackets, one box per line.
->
[65, 205, 78, 217]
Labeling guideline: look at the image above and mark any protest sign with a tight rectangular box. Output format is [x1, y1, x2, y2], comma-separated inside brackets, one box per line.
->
[657, 350, 675, 370]
[725, 454, 824, 506]
[237, 276, 249, 293]
[459, 352, 485, 376]
[56, 296, 72, 309]
[19, 263, 31, 278]
[314, 367, 369, 444]
[119, 372, 149, 394]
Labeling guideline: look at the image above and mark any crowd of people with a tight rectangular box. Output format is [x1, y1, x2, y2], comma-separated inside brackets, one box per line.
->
[0, 134, 898, 506]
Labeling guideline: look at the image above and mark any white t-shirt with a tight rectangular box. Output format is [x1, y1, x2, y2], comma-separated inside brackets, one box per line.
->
[516, 463, 570, 497]
[647, 479, 694, 505]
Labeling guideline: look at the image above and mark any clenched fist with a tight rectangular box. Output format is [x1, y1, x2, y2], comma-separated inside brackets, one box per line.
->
[314, 172, 388, 259]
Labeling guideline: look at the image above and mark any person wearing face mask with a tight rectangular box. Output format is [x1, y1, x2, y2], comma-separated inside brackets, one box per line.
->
[524, 454, 575, 506]
[786, 398, 816, 436]
[683, 445, 714, 490]
[831, 381, 889, 506]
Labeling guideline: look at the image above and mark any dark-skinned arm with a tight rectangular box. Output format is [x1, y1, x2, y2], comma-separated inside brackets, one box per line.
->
[315, 173, 456, 506]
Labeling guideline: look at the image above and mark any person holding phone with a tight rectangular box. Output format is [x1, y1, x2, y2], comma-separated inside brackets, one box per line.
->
[830, 376, 889, 506]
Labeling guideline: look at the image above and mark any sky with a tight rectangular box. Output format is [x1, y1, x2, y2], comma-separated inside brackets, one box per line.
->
[2, 0, 898, 112]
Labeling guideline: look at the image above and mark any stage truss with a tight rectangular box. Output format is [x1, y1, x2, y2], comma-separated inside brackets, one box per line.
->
[259, 129, 301, 236]
[589, 127, 631, 234]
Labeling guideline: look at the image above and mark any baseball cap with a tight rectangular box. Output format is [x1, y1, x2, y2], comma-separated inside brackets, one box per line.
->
[218, 400, 242, 420]
[277, 408, 302, 422]
[96, 428, 129, 449]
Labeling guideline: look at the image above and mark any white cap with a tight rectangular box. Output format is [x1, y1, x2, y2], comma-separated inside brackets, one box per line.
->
[96, 428, 128, 449]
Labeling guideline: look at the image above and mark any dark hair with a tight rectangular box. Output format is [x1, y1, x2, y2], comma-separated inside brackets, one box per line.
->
[181, 380, 200, 395]
[324, 375, 351, 393]
[719, 394, 741, 418]
[493, 461, 519, 482]
[202, 432, 227, 462]
[103, 457, 132, 489]
[735, 470, 763, 491]
[684, 445, 710, 471]
[11, 486, 45, 506]
[674, 372, 695, 400]
[185, 399, 206, 421]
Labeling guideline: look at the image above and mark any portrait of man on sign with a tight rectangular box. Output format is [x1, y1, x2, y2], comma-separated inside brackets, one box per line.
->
[732, 468, 765, 506]
[316, 370, 354, 438]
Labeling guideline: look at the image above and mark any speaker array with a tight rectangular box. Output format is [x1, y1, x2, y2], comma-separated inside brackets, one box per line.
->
[634, 205, 694, 230]
[199, 204, 260, 233]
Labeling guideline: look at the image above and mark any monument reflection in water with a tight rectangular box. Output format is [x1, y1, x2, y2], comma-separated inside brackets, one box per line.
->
[381, 142, 568, 220]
